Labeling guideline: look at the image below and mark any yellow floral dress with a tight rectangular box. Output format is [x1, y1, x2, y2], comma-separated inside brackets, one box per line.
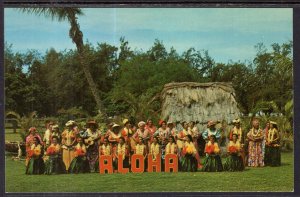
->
[61, 129, 76, 171]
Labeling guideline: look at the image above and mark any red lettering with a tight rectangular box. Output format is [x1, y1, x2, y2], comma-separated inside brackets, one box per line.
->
[165, 154, 178, 172]
[118, 154, 129, 174]
[99, 155, 113, 174]
[148, 154, 161, 172]
[131, 154, 144, 173]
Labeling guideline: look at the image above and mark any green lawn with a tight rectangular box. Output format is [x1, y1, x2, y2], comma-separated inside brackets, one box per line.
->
[5, 152, 294, 192]
[5, 129, 22, 142]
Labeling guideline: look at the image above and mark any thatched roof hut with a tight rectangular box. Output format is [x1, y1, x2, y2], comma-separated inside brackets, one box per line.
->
[161, 82, 240, 130]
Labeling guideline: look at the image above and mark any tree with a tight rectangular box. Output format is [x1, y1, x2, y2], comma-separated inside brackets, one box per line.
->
[20, 8, 106, 117]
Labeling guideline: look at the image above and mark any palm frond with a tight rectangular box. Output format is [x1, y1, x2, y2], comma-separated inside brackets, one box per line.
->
[18, 8, 83, 22]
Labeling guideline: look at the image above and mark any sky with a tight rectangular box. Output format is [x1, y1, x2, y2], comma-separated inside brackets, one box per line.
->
[4, 8, 292, 63]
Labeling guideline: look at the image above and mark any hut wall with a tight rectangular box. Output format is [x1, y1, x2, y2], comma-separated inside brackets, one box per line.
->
[161, 82, 240, 131]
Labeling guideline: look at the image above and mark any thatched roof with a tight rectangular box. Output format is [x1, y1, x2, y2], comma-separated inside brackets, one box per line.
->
[161, 82, 240, 127]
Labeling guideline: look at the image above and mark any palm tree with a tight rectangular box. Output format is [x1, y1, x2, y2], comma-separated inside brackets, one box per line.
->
[19, 8, 105, 117]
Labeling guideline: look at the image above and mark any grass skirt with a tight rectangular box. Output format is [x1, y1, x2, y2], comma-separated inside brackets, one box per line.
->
[265, 146, 281, 167]
[180, 154, 197, 172]
[69, 156, 90, 173]
[223, 154, 244, 171]
[202, 154, 223, 172]
[44, 155, 67, 175]
[26, 157, 45, 175]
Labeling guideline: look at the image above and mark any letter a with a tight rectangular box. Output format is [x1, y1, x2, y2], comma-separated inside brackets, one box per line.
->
[165, 154, 178, 172]
[99, 155, 113, 174]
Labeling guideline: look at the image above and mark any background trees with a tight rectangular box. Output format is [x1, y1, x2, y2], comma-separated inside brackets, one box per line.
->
[4, 39, 293, 123]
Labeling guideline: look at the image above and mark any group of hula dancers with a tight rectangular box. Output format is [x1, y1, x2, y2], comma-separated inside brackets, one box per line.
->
[24, 117, 281, 174]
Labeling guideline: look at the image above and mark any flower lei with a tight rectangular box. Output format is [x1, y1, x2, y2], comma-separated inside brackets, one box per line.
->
[233, 127, 242, 140]
[179, 129, 188, 138]
[267, 128, 277, 143]
[118, 143, 126, 160]
[183, 142, 194, 155]
[110, 131, 121, 142]
[250, 128, 262, 138]
[101, 144, 111, 155]
[166, 143, 176, 154]
[63, 129, 75, 146]
[151, 143, 160, 160]
[228, 141, 240, 154]
[159, 128, 168, 138]
[28, 144, 41, 158]
[135, 144, 145, 155]
[74, 144, 86, 157]
[46, 144, 59, 155]
[205, 141, 220, 155]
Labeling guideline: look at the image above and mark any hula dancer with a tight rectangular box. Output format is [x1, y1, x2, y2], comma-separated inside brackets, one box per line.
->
[51, 124, 61, 143]
[43, 121, 54, 150]
[202, 135, 223, 172]
[188, 121, 202, 168]
[180, 135, 198, 172]
[133, 121, 150, 152]
[61, 120, 77, 171]
[247, 118, 264, 167]
[44, 136, 66, 175]
[263, 121, 270, 163]
[224, 134, 244, 171]
[166, 136, 178, 155]
[84, 120, 101, 172]
[135, 137, 148, 171]
[109, 123, 122, 170]
[145, 119, 157, 144]
[69, 137, 90, 173]
[26, 137, 45, 175]
[115, 137, 131, 170]
[228, 118, 245, 166]
[121, 119, 133, 143]
[99, 137, 112, 172]
[149, 136, 161, 161]
[265, 121, 281, 167]
[202, 120, 221, 142]
[25, 127, 43, 166]
[176, 121, 189, 152]
[155, 120, 170, 143]
[167, 121, 177, 138]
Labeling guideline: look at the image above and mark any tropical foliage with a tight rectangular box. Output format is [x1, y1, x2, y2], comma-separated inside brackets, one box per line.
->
[5, 9, 293, 135]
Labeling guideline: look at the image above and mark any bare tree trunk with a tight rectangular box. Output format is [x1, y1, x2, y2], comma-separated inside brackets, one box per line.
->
[67, 12, 105, 117]
[78, 54, 105, 116]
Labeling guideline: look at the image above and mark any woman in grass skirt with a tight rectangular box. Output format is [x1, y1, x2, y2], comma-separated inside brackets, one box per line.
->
[224, 134, 244, 171]
[180, 135, 198, 172]
[26, 137, 45, 175]
[44, 136, 66, 175]
[69, 137, 90, 173]
[202, 135, 223, 172]
[134, 137, 148, 171]
[265, 121, 281, 167]
[115, 137, 131, 169]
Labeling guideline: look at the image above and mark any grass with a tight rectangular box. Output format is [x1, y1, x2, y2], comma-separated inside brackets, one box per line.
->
[5, 129, 22, 142]
[5, 152, 294, 192]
